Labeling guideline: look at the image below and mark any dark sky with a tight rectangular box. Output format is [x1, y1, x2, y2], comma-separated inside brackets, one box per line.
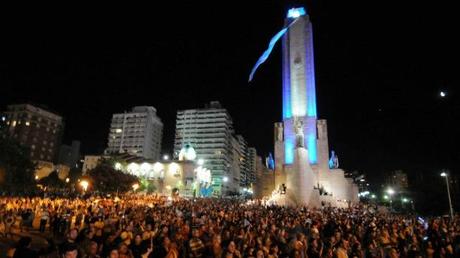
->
[1, 1, 459, 183]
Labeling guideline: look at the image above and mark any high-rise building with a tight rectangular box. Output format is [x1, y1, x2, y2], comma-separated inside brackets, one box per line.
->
[236, 135, 250, 187]
[229, 136, 242, 194]
[106, 106, 163, 160]
[247, 147, 257, 185]
[4, 104, 64, 162]
[174, 101, 235, 195]
[58, 140, 81, 168]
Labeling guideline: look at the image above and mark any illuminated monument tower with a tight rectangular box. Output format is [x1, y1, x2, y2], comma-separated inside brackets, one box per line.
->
[273, 7, 358, 207]
[282, 7, 317, 165]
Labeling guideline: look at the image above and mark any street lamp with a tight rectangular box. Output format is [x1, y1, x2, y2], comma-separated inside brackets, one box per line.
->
[386, 188, 395, 211]
[197, 159, 204, 166]
[387, 188, 395, 195]
[441, 172, 454, 219]
[222, 176, 229, 197]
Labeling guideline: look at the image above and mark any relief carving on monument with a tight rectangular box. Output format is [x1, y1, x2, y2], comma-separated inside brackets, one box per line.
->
[275, 123, 284, 142]
[294, 118, 305, 148]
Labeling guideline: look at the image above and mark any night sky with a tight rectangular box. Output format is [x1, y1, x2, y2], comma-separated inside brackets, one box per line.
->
[1, 1, 459, 184]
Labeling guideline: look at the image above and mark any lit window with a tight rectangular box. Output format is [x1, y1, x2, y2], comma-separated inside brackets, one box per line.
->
[25, 121, 30, 126]
[115, 129, 122, 133]
[12, 121, 17, 127]
[31, 145, 35, 149]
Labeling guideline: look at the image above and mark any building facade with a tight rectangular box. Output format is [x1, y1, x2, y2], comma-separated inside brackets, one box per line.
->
[82, 155, 103, 174]
[173, 101, 237, 195]
[247, 147, 257, 186]
[236, 135, 250, 188]
[106, 106, 163, 160]
[253, 155, 275, 199]
[115, 159, 212, 197]
[4, 104, 64, 162]
[58, 140, 81, 168]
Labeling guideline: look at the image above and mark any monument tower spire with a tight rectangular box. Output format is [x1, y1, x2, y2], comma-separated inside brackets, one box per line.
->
[282, 7, 317, 164]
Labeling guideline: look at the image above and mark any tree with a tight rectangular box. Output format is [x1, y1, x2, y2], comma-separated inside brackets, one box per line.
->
[0, 131, 36, 193]
[68, 167, 82, 183]
[88, 161, 138, 193]
[38, 171, 65, 189]
[139, 178, 156, 193]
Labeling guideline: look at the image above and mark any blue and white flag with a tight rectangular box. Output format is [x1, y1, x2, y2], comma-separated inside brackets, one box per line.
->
[248, 19, 298, 82]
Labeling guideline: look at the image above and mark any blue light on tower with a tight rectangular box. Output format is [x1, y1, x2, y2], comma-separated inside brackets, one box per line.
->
[285, 140, 294, 164]
[287, 7, 306, 18]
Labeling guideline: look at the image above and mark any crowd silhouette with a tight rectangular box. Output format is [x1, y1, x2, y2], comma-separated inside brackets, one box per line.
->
[0, 195, 459, 257]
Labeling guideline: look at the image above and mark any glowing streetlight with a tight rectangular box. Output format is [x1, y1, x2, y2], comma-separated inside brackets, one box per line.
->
[440, 172, 454, 219]
[35, 175, 39, 180]
[132, 183, 139, 192]
[163, 155, 169, 161]
[197, 159, 204, 166]
[80, 180, 89, 192]
[65, 178, 70, 183]
[386, 188, 395, 211]
[386, 188, 395, 195]
[371, 194, 376, 199]
[114, 162, 122, 170]
[402, 198, 409, 203]
[440, 91, 446, 97]
[223, 176, 229, 183]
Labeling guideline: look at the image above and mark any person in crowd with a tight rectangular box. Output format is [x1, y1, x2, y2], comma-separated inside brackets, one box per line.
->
[1, 194, 460, 258]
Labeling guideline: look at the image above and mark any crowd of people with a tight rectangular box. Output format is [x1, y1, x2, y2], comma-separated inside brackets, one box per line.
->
[0, 194, 459, 258]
